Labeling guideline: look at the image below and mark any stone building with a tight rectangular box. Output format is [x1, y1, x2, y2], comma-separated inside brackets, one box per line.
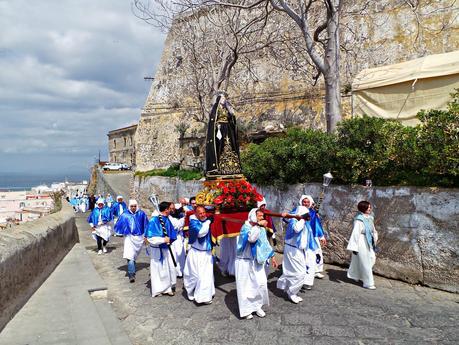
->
[107, 124, 137, 166]
[135, 1, 459, 172]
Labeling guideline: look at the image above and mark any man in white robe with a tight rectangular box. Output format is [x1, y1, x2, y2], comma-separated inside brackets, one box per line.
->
[114, 200, 149, 283]
[106, 194, 113, 208]
[168, 202, 186, 278]
[300, 195, 326, 281]
[145, 201, 177, 297]
[277, 206, 315, 303]
[235, 208, 278, 319]
[87, 198, 113, 255]
[79, 197, 87, 213]
[347, 201, 378, 289]
[183, 206, 215, 304]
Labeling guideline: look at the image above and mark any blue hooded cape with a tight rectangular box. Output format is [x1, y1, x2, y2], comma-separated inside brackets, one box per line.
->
[188, 217, 213, 251]
[87, 206, 113, 225]
[145, 215, 177, 249]
[285, 218, 318, 251]
[237, 223, 274, 264]
[354, 213, 375, 250]
[111, 201, 127, 217]
[308, 209, 325, 238]
[114, 210, 149, 236]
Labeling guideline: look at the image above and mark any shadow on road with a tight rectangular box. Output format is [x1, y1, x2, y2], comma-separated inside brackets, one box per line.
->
[326, 268, 361, 287]
[267, 279, 290, 302]
[224, 288, 241, 318]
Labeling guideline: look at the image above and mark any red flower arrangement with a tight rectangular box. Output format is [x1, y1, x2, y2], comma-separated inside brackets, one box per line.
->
[213, 180, 263, 210]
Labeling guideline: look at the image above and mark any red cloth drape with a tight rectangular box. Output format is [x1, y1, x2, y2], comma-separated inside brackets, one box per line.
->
[211, 212, 248, 241]
[183, 210, 248, 241]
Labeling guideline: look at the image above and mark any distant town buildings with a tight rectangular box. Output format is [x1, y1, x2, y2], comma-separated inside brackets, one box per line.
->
[107, 124, 137, 167]
[0, 191, 54, 225]
[0, 180, 88, 227]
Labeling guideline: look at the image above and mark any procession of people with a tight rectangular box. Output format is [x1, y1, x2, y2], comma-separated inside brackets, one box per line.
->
[85, 191, 379, 319]
[83, 92, 379, 319]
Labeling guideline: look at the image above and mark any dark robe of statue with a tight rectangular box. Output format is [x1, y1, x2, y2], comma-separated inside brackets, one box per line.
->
[205, 95, 242, 178]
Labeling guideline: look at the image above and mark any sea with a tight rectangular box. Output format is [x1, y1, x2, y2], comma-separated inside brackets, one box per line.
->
[0, 172, 90, 191]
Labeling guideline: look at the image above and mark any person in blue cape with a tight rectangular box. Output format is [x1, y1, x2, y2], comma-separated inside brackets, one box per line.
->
[284, 195, 327, 281]
[183, 205, 215, 304]
[346, 201, 379, 290]
[105, 193, 114, 208]
[257, 198, 278, 248]
[145, 201, 177, 297]
[300, 195, 326, 280]
[112, 195, 127, 234]
[70, 196, 79, 212]
[114, 199, 149, 283]
[87, 198, 114, 255]
[168, 202, 186, 278]
[235, 208, 278, 320]
[78, 196, 87, 213]
[277, 206, 317, 303]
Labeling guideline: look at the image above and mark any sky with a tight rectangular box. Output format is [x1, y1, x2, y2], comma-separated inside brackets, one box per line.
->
[0, 0, 165, 177]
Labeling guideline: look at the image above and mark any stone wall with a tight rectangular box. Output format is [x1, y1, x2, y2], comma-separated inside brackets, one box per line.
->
[0, 202, 78, 331]
[95, 169, 118, 199]
[133, 176, 459, 293]
[135, 1, 459, 172]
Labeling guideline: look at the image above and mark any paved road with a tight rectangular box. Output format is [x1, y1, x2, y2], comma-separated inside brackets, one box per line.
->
[99, 171, 133, 199]
[77, 214, 459, 345]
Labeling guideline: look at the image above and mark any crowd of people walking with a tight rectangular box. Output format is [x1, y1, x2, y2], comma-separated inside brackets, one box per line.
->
[84, 193, 378, 319]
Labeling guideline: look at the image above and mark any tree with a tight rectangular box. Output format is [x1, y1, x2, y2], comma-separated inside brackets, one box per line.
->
[133, 1, 279, 123]
[270, 0, 343, 132]
[134, 0, 458, 133]
[180, 0, 343, 132]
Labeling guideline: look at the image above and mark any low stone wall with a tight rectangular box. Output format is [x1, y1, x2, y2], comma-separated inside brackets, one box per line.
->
[0, 202, 78, 331]
[133, 176, 459, 293]
[257, 184, 459, 293]
[95, 169, 118, 198]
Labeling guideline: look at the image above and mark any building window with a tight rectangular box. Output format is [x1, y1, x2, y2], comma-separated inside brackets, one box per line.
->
[124, 137, 127, 147]
[113, 139, 116, 149]
[19, 202, 25, 208]
[129, 136, 133, 146]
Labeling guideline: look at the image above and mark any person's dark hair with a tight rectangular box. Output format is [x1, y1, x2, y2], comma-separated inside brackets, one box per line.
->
[159, 201, 172, 212]
[190, 196, 196, 203]
[357, 201, 371, 213]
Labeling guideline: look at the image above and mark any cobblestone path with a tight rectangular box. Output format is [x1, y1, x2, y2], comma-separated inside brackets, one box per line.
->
[76, 214, 459, 345]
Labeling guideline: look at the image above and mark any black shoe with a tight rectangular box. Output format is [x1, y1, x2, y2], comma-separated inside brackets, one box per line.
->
[303, 284, 312, 290]
[129, 275, 135, 283]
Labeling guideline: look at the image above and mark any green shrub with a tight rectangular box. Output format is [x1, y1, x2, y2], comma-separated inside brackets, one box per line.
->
[334, 116, 420, 185]
[241, 128, 337, 186]
[415, 91, 459, 185]
[241, 91, 459, 187]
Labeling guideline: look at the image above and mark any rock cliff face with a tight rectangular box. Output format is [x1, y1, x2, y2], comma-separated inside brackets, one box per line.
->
[135, 1, 459, 172]
[133, 176, 459, 293]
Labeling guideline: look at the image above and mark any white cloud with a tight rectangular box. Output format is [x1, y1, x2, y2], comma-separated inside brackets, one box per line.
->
[0, 0, 165, 174]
